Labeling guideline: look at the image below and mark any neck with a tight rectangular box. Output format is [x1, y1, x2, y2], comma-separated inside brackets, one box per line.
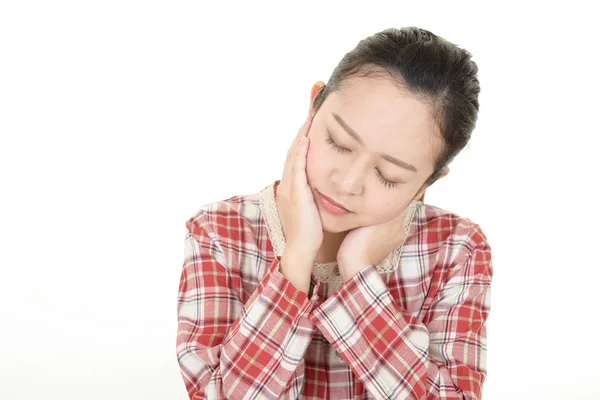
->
[314, 229, 348, 264]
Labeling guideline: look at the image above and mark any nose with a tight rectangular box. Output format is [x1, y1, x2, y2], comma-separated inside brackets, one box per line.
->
[334, 161, 365, 196]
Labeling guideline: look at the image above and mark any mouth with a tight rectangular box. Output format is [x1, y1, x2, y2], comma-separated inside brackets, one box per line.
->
[316, 190, 351, 214]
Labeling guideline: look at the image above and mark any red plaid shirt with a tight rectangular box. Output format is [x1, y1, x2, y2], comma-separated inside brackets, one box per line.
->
[177, 180, 493, 399]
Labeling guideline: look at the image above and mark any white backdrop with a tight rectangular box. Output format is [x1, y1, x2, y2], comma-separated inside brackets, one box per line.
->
[1, 1, 598, 399]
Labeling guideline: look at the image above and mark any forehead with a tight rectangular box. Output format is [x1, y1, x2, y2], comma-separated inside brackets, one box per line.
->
[325, 76, 441, 166]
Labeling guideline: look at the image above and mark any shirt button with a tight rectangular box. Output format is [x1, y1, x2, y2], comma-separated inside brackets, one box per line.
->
[333, 265, 340, 276]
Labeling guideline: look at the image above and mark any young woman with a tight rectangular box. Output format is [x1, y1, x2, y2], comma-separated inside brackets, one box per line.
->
[177, 26, 493, 399]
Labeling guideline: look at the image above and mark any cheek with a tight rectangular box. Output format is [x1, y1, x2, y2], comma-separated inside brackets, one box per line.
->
[306, 143, 331, 180]
[363, 195, 406, 222]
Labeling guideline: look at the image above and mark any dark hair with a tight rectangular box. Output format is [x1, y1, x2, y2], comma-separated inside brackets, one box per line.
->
[312, 26, 480, 188]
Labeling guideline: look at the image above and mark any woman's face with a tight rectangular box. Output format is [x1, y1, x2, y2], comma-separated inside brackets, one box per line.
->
[305, 76, 442, 233]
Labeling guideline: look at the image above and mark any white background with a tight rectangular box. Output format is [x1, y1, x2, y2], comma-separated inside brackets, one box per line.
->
[1, 1, 598, 399]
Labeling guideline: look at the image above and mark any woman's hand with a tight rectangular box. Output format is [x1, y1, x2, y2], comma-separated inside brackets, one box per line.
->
[277, 115, 323, 254]
[276, 116, 323, 293]
[336, 206, 410, 282]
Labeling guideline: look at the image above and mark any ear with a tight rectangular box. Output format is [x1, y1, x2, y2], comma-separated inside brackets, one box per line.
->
[437, 167, 450, 180]
[309, 81, 326, 117]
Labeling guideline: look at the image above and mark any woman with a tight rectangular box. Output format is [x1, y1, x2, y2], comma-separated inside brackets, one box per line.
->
[177, 26, 493, 399]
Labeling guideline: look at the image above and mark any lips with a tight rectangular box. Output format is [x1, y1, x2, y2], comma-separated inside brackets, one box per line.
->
[318, 191, 350, 212]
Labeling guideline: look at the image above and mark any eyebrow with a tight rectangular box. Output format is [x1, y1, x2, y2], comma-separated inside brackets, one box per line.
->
[332, 112, 418, 173]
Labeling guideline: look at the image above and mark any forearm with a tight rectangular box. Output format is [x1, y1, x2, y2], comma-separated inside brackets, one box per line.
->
[310, 264, 488, 399]
[178, 256, 317, 399]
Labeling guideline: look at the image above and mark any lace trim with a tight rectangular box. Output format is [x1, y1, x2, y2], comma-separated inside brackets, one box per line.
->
[258, 180, 421, 283]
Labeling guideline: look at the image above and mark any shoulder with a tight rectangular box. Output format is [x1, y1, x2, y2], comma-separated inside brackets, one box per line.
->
[181, 185, 275, 301]
[413, 202, 492, 263]
[185, 189, 262, 241]
[407, 202, 493, 288]
[184, 182, 277, 263]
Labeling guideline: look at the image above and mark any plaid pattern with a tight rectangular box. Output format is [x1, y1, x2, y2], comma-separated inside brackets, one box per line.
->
[177, 180, 493, 399]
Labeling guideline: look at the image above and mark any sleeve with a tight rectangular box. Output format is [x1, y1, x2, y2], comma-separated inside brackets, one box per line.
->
[176, 212, 317, 399]
[309, 240, 492, 399]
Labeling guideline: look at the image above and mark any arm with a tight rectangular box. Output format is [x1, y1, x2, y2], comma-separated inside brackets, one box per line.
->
[177, 212, 317, 399]
[310, 241, 492, 399]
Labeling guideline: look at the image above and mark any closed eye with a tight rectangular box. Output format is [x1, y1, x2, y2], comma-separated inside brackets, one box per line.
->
[325, 134, 349, 154]
[325, 133, 402, 189]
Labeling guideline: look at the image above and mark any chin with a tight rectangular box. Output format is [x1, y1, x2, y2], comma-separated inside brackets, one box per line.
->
[319, 211, 356, 233]
[322, 224, 346, 234]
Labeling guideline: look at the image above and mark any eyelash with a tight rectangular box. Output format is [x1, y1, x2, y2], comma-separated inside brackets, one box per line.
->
[325, 134, 400, 189]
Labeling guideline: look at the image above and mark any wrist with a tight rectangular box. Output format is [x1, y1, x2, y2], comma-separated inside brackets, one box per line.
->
[283, 244, 318, 263]
[339, 260, 372, 282]
[279, 248, 314, 294]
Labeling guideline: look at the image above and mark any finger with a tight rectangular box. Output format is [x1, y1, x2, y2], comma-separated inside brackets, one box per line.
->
[293, 136, 309, 185]
[296, 116, 313, 139]
[283, 135, 302, 181]
[289, 118, 311, 166]
[284, 117, 313, 186]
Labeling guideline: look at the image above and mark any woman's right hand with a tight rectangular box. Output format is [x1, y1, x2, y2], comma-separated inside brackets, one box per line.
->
[276, 116, 323, 290]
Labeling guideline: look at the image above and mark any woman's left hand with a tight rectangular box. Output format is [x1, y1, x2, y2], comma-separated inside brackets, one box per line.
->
[337, 207, 410, 282]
